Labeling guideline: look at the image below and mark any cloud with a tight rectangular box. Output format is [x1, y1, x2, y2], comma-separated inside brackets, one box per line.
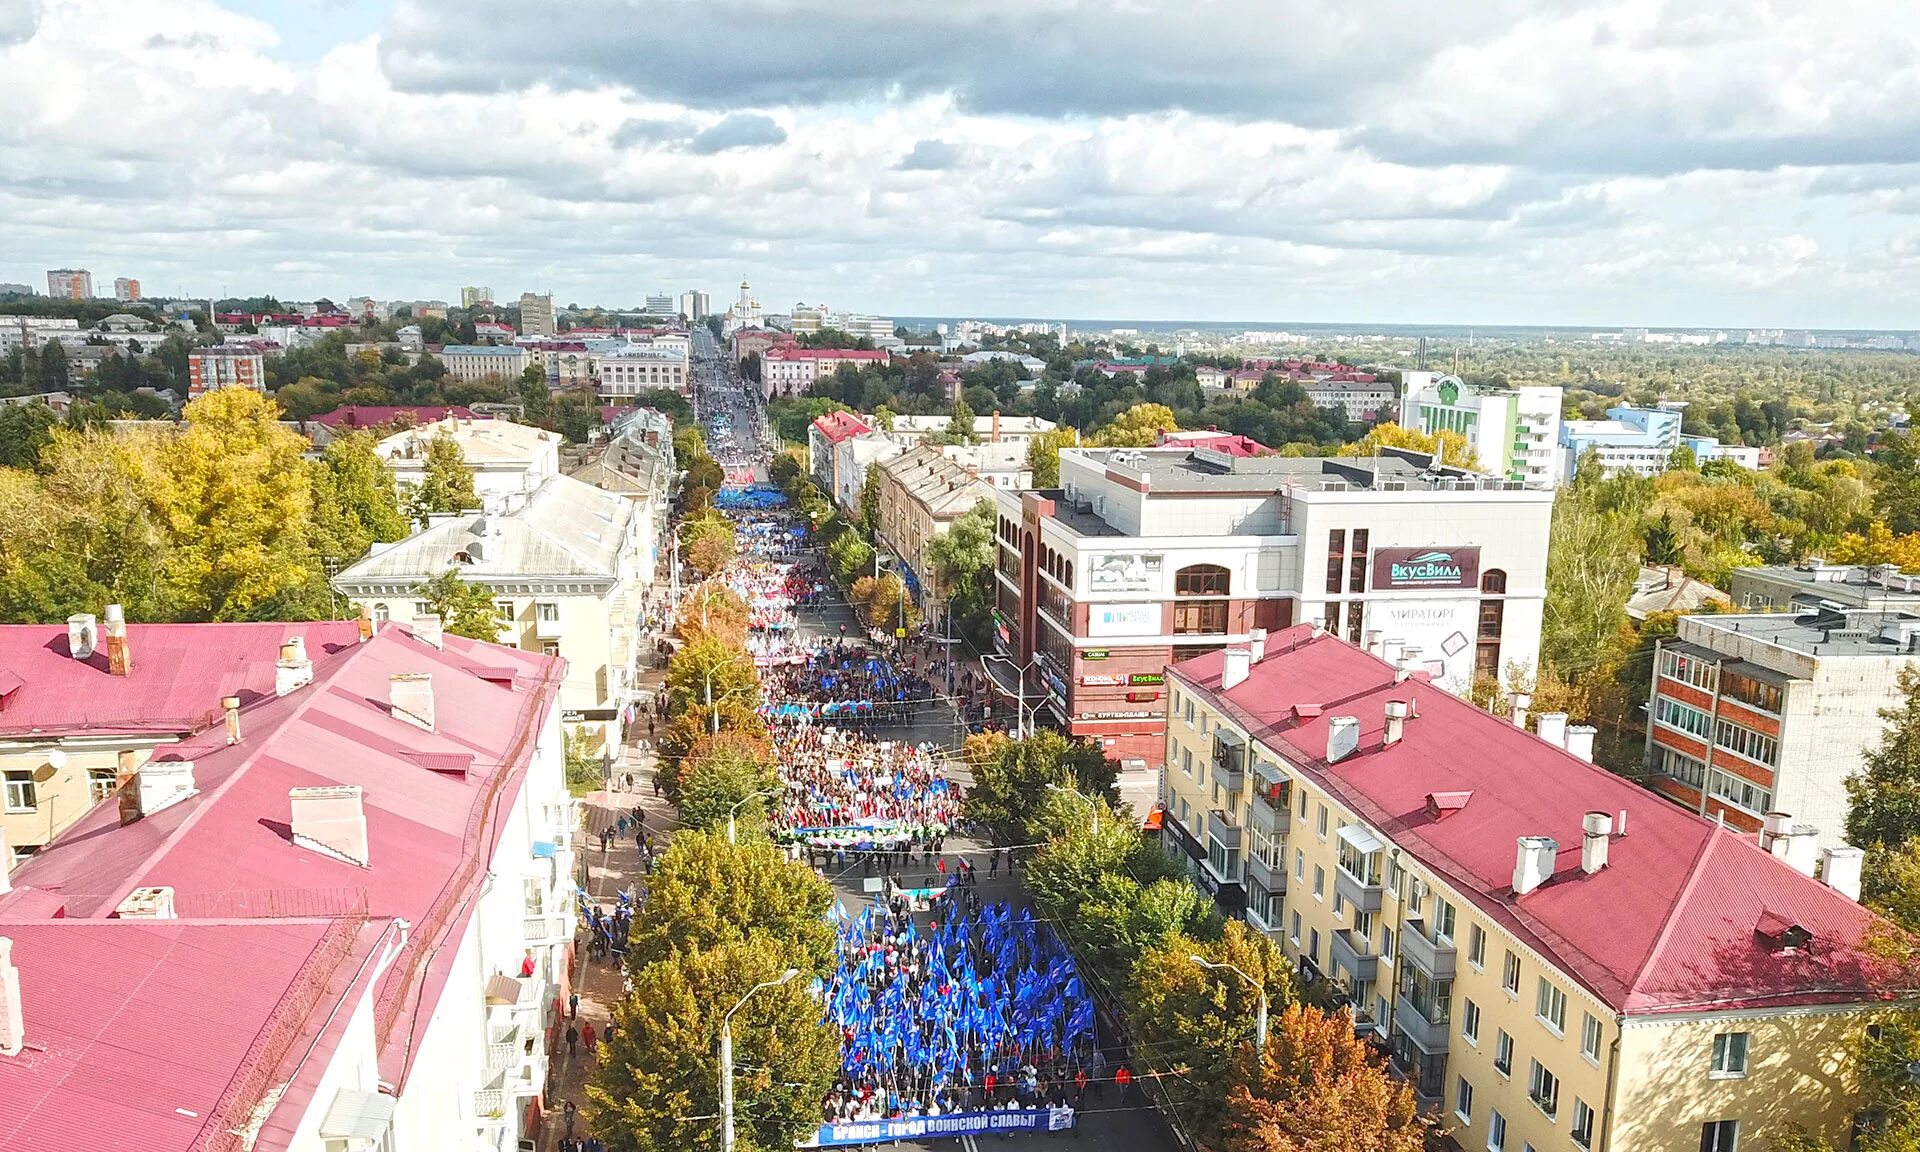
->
[0, 0, 41, 47]
[896, 139, 959, 171]
[686, 112, 786, 154]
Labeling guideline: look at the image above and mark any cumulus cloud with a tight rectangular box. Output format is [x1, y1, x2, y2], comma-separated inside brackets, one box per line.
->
[686, 112, 787, 154]
[0, 0, 1917, 326]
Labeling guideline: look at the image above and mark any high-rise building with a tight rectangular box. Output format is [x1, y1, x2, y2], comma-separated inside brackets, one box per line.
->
[46, 268, 92, 300]
[461, 285, 494, 309]
[1402, 372, 1563, 488]
[112, 277, 140, 302]
[643, 292, 677, 316]
[518, 292, 556, 337]
[677, 289, 710, 320]
[187, 344, 267, 395]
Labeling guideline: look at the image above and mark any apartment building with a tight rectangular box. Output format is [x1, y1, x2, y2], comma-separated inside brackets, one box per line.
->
[112, 276, 140, 302]
[0, 315, 80, 355]
[45, 268, 91, 300]
[808, 410, 873, 496]
[377, 416, 560, 499]
[187, 344, 268, 395]
[1, 619, 572, 1152]
[518, 292, 556, 337]
[1402, 374, 1563, 488]
[759, 346, 889, 398]
[333, 475, 645, 756]
[1730, 562, 1920, 614]
[594, 346, 687, 398]
[462, 285, 495, 308]
[872, 446, 997, 618]
[678, 289, 710, 320]
[991, 446, 1553, 764]
[1645, 608, 1920, 845]
[1163, 626, 1898, 1152]
[437, 344, 530, 383]
[885, 413, 1056, 448]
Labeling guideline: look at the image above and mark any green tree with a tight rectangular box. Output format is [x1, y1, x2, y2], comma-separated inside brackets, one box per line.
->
[564, 726, 604, 795]
[1219, 1004, 1423, 1152]
[412, 569, 501, 640]
[666, 635, 761, 720]
[927, 498, 995, 645]
[308, 430, 408, 572]
[826, 529, 875, 587]
[406, 430, 481, 523]
[1668, 444, 1699, 472]
[37, 341, 68, 390]
[680, 512, 739, 576]
[0, 401, 57, 470]
[628, 831, 835, 972]
[0, 430, 169, 622]
[1846, 666, 1920, 934]
[1090, 402, 1178, 447]
[859, 461, 881, 535]
[676, 744, 779, 837]
[932, 394, 978, 446]
[964, 729, 1119, 842]
[1338, 421, 1476, 470]
[1025, 427, 1079, 488]
[589, 935, 840, 1152]
[1540, 487, 1642, 675]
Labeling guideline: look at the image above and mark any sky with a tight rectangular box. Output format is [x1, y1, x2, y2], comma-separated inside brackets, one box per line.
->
[3, 0, 1919, 329]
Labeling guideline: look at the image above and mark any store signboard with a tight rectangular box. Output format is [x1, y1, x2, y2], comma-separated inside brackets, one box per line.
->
[1369, 599, 1477, 689]
[1080, 673, 1126, 687]
[1086, 553, 1163, 594]
[1371, 546, 1480, 591]
[1086, 603, 1160, 638]
[1127, 672, 1165, 686]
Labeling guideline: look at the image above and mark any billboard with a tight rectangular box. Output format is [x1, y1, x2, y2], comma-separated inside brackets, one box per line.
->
[1086, 552, 1163, 593]
[1371, 546, 1481, 591]
[1368, 599, 1477, 690]
[1086, 603, 1160, 638]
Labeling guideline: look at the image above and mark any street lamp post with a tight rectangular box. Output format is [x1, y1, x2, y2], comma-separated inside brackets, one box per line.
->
[1046, 783, 1100, 836]
[726, 787, 780, 845]
[1189, 955, 1267, 1052]
[720, 968, 801, 1152]
[983, 654, 1040, 740]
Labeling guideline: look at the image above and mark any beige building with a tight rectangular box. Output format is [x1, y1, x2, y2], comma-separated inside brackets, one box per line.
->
[436, 344, 529, 383]
[1, 616, 362, 863]
[1163, 624, 1901, 1152]
[332, 474, 644, 755]
[519, 292, 556, 337]
[377, 415, 561, 500]
[872, 446, 996, 620]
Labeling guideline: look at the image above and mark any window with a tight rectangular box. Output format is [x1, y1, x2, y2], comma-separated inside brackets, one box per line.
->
[1488, 1109, 1507, 1152]
[1708, 769, 1773, 815]
[1655, 697, 1712, 739]
[1536, 979, 1566, 1033]
[1326, 529, 1346, 593]
[1503, 951, 1521, 996]
[1309, 928, 1321, 965]
[1333, 891, 1346, 918]
[1456, 1076, 1474, 1123]
[1175, 563, 1230, 596]
[1173, 600, 1228, 635]
[1348, 529, 1369, 592]
[1476, 569, 1508, 678]
[1317, 804, 1329, 838]
[1711, 1032, 1750, 1077]
[1291, 911, 1302, 946]
[4, 771, 36, 812]
[1398, 966, 1452, 1026]
[541, 642, 560, 657]
[1656, 746, 1709, 789]
[1381, 926, 1395, 962]
[1659, 647, 1719, 692]
[1572, 1099, 1595, 1149]
[1700, 1120, 1739, 1152]
[1462, 998, 1481, 1044]
[1722, 670, 1783, 714]
[1298, 788, 1309, 823]
[373, 602, 390, 622]
[494, 600, 515, 623]
[536, 602, 560, 623]
[1387, 856, 1406, 895]
[412, 600, 432, 618]
[1468, 924, 1487, 968]
[1528, 1060, 1559, 1119]
[1295, 848, 1306, 880]
[1434, 898, 1457, 942]
[89, 769, 118, 804]
[1345, 600, 1364, 644]
[1714, 720, 1778, 766]
[1493, 1030, 1513, 1076]
[1182, 748, 1194, 777]
[1314, 865, 1325, 900]
[1581, 1013, 1602, 1062]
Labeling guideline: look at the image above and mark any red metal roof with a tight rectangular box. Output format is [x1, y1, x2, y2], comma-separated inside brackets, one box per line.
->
[0, 622, 364, 739]
[1171, 628, 1893, 1014]
[0, 622, 564, 1138]
[810, 411, 872, 444]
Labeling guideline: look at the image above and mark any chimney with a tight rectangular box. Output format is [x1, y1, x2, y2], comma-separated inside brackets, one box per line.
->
[1535, 711, 1569, 749]
[412, 614, 444, 651]
[1581, 811, 1612, 874]
[222, 695, 242, 745]
[103, 604, 131, 676]
[1248, 628, 1267, 664]
[390, 673, 435, 732]
[1309, 620, 1326, 639]
[991, 410, 1002, 442]
[1383, 700, 1410, 747]
[276, 639, 314, 696]
[290, 785, 370, 867]
[0, 936, 22, 1057]
[1564, 725, 1597, 763]
[1221, 647, 1252, 690]
[114, 886, 177, 919]
[357, 602, 375, 642]
[1394, 657, 1416, 683]
[1513, 836, 1559, 895]
[1510, 692, 1531, 730]
[1327, 716, 1360, 763]
[1783, 827, 1820, 877]
[66, 613, 97, 660]
[1760, 811, 1791, 852]
[1820, 846, 1864, 902]
[135, 761, 197, 818]
[115, 749, 140, 825]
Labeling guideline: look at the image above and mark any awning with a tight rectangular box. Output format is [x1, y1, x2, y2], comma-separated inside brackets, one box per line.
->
[485, 973, 524, 1005]
[531, 840, 557, 858]
[1252, 759, 1286, 789]
[318, 1089, 397, 1140]
[1337, 824, 1385, 856]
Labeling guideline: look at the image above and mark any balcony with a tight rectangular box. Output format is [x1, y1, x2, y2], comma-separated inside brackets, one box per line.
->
[473, 1088, 508, 1124]
[1213, 730, 1247, 793]
[524, 915, 568, 944]
[1392, 991, 1451, 1054]
[1245, 849, 1286, 892]
[1334, 865, 1384, 915]
[1399, 923, 1457, 980]
[1330, 928, 1378, 985]
[1206, 809, 1243, 851]
[534, 610, 562, 641]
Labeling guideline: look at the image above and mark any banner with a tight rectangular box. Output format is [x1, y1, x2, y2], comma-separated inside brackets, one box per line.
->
[1370, 546, 1481, 591]
[805, 1107, 1075, 1147]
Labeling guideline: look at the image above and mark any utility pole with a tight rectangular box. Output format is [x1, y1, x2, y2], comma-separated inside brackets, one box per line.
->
[721, 970, 801, 1151]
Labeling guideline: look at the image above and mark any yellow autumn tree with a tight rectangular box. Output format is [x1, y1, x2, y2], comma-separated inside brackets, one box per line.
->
[1338, 422, 1477, 470]
[1090, 403, 1178, 447]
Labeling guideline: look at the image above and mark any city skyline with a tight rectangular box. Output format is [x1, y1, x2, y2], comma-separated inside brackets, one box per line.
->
[4, 0, 1919, 328]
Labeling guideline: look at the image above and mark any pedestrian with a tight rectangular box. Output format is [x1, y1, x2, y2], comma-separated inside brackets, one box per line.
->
[1115, 1064, 1132, 1102]
[1074, 1068, 1088, 1105]
[582, 1021, 597, 1056]
[566, 1022, 580, 1058]
[989, 850, 1000, 879]
[569, 991, 580, 1019]
[563, 1099, 578, 1137]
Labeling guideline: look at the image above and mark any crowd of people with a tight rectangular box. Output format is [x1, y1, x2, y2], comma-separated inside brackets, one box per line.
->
[822, 898, 1099, 1123]
[762, 640, 938, 728]
[768, 725, 961, 856]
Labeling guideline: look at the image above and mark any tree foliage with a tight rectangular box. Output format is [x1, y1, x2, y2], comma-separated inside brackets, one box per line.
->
[627, 831, 835, 974]
[674, 579, 750, 647]
[412, 569, 501, 641]
[309, 429, 409, 572]
[676, 743, 779, 838]
[1025, 427, 1079, 488]
[405, 429, 481, 523]
[681, 511, 739, 576]
[1219, 1005, 1423, 1152]
[665, 634, 761, 719]
[963, 729, 1120, 842]
[1336, 421, 1475, 470]
[926, 498, 996, 647]
[1090, 402, 1178, 447]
